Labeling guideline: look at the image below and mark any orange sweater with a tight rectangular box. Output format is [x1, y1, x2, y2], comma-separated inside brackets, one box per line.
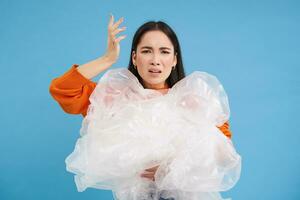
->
[49, 64, 232, 139]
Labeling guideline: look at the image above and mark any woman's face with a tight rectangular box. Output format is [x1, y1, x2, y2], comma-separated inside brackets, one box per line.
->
[132, 30, 177, 90]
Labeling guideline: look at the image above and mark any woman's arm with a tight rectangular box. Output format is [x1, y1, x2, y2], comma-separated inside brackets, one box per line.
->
[77, 14, 126, 80]
[49, 14, 126, 117]
[77, 55, 115, 80]
[48, 57, 117, 117]
[49, 64, 97, 117]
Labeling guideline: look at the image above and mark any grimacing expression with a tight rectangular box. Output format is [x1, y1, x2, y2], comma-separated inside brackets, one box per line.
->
[132, 30, 177, 90]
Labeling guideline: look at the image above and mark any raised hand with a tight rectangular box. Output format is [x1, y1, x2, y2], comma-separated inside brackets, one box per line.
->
[104, 13, 127, 63]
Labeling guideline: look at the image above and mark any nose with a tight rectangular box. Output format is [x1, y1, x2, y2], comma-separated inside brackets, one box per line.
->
[150, 53, 160, 66]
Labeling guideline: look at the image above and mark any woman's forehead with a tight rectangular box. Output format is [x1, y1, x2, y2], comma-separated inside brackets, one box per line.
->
[138, 30, 173, 49]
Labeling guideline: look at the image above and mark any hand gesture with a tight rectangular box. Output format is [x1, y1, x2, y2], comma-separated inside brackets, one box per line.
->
[105, 14, 127, 63]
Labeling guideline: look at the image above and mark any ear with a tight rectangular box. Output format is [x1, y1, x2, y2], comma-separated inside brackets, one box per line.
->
[132, 50, 136, 66]
[173, 53, 177, 66]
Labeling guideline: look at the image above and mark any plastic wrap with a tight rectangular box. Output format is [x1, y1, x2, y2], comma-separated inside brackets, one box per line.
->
[65, 68, 241, 200]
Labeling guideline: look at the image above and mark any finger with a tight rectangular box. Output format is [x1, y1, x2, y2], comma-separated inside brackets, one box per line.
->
[142, 176, 155, 181]
[114, 35, 126, 43]
[111, 27, 126, 36]
[141, 174, 155, 181]
[141, 173, 154, 179]
[141, 171, 155, 176]
[111, 17, 124, 31]
[145, 165, 159, 172]
[108, 13, 114, 27]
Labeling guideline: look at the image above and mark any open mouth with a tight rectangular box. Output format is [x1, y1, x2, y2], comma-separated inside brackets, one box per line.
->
[149, 69, 162, 73]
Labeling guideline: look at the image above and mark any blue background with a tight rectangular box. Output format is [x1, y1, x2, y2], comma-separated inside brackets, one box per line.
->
[1, 0, 299, 199]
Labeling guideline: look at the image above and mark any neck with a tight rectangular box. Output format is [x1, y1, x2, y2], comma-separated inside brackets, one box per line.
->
[143, 81, 169, 90]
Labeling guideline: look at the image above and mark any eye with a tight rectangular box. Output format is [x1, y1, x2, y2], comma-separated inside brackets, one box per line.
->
[141, 50, 151, 54]
[162, 51, 170, 54]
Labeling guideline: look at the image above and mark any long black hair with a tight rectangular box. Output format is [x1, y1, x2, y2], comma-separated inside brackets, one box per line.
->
[127, 21, 185, 88]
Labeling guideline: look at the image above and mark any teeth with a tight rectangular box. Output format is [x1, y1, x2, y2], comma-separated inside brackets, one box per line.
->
[149, 70, 161, 73]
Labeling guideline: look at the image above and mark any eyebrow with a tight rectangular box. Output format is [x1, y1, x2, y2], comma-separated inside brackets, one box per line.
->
[140, 46, 172, 50]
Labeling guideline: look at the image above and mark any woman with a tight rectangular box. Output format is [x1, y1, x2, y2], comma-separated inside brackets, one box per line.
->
[49, 14, 238, 200]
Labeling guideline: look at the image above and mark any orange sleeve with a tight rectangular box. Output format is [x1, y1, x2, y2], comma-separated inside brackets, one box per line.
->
[49, 64, 96, 117]
[217, 121, 232, 139]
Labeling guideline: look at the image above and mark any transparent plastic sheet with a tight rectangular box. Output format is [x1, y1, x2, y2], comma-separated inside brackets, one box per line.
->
[65, 68, 242, 200]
